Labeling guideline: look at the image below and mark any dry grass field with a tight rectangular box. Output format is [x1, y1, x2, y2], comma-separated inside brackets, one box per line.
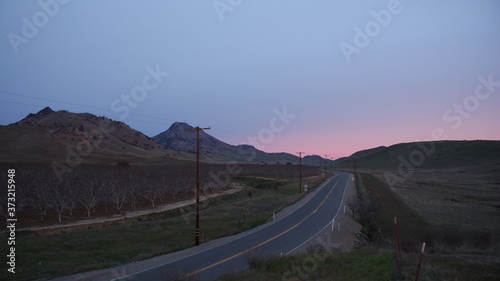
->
[370, 163, 500, 233]
[357, 167, 500, 280]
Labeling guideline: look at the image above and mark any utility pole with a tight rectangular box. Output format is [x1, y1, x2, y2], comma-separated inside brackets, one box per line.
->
[324, 154, 329, 178]
[297, 152, 304, 193]
[353, 160, 357, 184]
[190, 126, 210, 246]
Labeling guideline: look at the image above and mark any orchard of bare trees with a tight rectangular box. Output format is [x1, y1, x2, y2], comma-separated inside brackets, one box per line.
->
[0, 162, 319, 226]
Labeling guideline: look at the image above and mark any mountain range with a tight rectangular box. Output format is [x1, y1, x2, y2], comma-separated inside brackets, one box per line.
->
[0, 107, 303, 164]
[1, 107, 499, 169]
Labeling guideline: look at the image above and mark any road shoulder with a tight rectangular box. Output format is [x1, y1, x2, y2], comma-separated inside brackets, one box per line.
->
[288, 172, 361, 254]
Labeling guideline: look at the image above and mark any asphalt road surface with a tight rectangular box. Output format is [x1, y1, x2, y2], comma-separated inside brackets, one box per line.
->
[110, 172, 351, 281]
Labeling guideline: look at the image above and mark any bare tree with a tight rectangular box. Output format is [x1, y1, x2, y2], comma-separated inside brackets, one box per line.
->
[64, 181, 80, 216]
[164, 175, 182, 200]
[156, 187, 166, 204]
[134, 168, 160, 208]
[107, 175, 128, 213]
[180, 176, 193, 199]
[167, 165, 195, 199]
[150, 170, 168, 204]
[142, 188, 158, 208]
[142, 184, 159, 208]
[49, 183, 70, 223]
[78, 175, 102, 219]
[208, 170, 232, 193]
[346, 196, 361, 219]
[30, 181, 52, 222]
[127, 173, 143, 210]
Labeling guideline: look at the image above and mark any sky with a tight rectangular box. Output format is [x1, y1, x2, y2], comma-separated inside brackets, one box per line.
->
[1, 0, 499, 160]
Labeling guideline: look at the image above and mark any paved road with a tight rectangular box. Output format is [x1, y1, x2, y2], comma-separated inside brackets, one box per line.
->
[112, 172, 351, 281]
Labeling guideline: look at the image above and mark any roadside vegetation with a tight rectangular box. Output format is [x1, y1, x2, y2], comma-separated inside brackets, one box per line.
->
[0, 165, 322, 280]
[218, 247, 395, 281]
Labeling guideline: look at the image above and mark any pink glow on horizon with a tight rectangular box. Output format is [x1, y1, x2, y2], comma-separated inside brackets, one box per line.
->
[259, 126, 500, 161]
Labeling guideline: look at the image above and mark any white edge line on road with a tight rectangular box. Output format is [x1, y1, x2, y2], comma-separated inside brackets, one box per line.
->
[110, 174, 339, 281]
[286, 172, 350, 255]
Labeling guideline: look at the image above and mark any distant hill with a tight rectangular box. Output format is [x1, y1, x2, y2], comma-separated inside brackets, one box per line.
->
[0, 107, 183, 163]
[303, 155, 331, 166]
[349, 146, 387, 159]
[332, 140, 500, 170]
[153, 122, 300, 164]
[153, 122, 234, 157]
[332, 146, 386, 166]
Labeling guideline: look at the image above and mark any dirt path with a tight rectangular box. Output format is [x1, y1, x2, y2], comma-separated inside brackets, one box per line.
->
[21, 185, 245, 235]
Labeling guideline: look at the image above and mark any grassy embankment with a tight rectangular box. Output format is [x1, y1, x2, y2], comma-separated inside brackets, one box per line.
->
[360, 172, 499, 281]
[217, 247, 395, 281]
[0, 176, 324, 280]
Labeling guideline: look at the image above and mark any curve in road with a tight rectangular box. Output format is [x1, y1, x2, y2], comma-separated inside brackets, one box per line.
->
[112, 171, 351, 281]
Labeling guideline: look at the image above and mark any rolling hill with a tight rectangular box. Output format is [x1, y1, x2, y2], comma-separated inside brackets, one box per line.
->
[332, 140, 500, 170]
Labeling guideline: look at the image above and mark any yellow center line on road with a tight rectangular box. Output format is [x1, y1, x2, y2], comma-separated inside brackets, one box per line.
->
[186, 179, 339, 277]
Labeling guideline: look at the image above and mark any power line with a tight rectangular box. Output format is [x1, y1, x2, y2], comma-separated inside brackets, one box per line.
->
[0, 90, 178, 124]
[208, 127, 248, 146]
[0, 99, 172, 129]
[0, 90, 274, 147]
[324, 154, 329, 178]
[0, 97, 251, 147]
[0, 90, 110, 112]
[297, 152, 304, 193]
[0, 91, 252, 141]
[0, 99, 46, 109]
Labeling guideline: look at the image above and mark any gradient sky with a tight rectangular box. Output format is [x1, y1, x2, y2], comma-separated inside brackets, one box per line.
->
[1, 0, 499, 160]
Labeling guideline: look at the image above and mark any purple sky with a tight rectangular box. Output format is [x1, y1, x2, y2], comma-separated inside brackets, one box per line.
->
[1, 0, 500, 159]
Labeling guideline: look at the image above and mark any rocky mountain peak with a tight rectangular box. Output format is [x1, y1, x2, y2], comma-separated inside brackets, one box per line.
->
[26, 106, 55, 119]
[167, 122, 193, 131]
